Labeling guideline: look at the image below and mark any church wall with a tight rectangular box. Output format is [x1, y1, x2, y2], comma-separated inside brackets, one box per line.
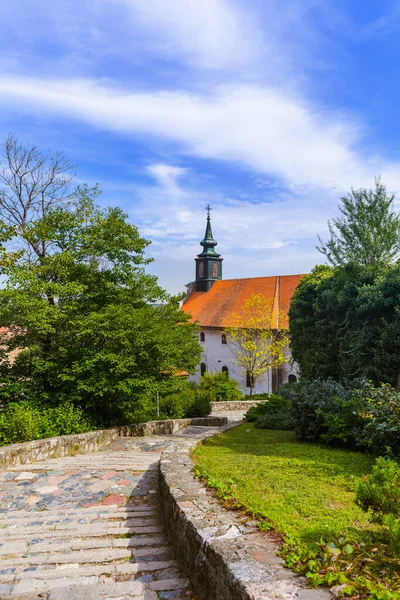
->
[189, 328, 299, 395]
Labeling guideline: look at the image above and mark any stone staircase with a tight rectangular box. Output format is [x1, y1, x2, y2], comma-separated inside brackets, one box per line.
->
[0, 436, 195, 599]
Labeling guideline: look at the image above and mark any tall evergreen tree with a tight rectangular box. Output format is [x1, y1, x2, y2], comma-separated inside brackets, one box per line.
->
[317, 178, 400, 269]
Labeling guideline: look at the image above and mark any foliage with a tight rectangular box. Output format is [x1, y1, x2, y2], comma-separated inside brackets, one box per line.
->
[193, 424, 400, 599]
[353, 382, 400, 458]
[254, 395, 292, 430]
[159, 381, 211, 419]
[224, 293, 289, 398]
[245, 401, 270, 422]
[282, 379, 400, 461]
[199, 371, 242, 402]
[249, 392, 270, 400]
[356, 457, 400, 520]
[0, 178, 201, 425]
[0, 401, 93, 445]
[291, 235, 400, 386]
[279, 379, 358, 444]
[316, 177, 400, 269]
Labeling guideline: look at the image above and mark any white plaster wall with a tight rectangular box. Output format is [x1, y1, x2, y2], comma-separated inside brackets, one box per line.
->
[189, 328, 299, 394]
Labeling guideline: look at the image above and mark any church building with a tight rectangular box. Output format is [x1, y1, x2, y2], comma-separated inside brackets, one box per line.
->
[180, 208, 304, 394]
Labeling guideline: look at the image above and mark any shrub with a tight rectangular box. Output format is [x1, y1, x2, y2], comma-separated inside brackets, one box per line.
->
[0, 401, 94, 445]
[356, 457, 400, 520]
[39, 403, 93, 438]
[186, 390, 212, 418]
[279, 379, 357, 443]
[250, 393, 270, 400]
[353, 382, 400, 458]
[0, 402, 40, 444]
[159, 390, 195, 419]
[159, 388, 211, 420]
[255, 396, 293, 430]
[199, 372, 242, 402]
[245, 402, 270, 422]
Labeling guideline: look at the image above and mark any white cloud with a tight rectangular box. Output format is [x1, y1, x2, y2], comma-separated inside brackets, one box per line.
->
[1, 75, 398, 192]
[117, 0, 264, 71]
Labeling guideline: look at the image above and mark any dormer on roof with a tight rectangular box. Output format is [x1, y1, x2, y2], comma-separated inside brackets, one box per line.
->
[195, 206, 223, 292]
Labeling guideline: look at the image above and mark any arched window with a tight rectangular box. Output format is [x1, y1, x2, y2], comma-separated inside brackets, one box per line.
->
[288, 374, 297, 384]
[200, 363, 206, 376]
[222, 366, 229, 377]
[200, 332, 205, 342]
[221, 333, 227, 344]
[199, 262, 205, 278]
[212, 262, 219, 278]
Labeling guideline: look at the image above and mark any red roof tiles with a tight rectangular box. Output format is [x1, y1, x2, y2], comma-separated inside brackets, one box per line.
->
[181, 274, 305, 329]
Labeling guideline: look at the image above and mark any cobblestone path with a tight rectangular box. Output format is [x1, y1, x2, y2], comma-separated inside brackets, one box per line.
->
[0, 429, 217, 600]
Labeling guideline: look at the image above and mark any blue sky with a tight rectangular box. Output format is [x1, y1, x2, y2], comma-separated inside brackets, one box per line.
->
[1, 0, 400, 293]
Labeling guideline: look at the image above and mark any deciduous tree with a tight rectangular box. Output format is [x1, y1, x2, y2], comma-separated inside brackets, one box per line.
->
[0, 138, 201, 424]
[224, 294, 289, 397]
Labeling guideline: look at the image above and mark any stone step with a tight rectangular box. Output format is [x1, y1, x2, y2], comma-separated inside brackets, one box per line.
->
[47, 581, 144, 600]
[8, 560, 181, 596]
[0, 549, 173, 583]
[0, 516, 160, 531]
[11, 560, 178, 581]
[0, 537, 168, 564]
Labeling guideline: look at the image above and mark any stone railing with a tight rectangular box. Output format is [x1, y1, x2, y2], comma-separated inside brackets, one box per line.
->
[0, 417, 228, 467]
[210, 400, 262, 412]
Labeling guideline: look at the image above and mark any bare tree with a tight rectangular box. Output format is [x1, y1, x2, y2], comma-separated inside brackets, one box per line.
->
[0, 134, 75, 260]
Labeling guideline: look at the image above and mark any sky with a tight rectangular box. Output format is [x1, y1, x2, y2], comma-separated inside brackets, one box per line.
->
[1, 0, 400, 294]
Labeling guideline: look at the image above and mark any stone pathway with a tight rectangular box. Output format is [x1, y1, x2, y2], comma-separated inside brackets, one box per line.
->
[0, 428, 224, 600]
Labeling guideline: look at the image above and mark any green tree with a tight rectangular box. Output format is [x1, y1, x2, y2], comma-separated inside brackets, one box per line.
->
[317, 178, 400, 269]
[0, 140, 201, 424]
[224, 294, 289, 398]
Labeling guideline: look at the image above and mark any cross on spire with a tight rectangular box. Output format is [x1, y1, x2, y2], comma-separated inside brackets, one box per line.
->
[205, 204, 212, 218]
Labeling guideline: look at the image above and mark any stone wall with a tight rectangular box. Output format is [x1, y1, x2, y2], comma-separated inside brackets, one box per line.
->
[160, 425, 332, 600]
[0, 417, 228, 467]
[210, 400, 262, 412]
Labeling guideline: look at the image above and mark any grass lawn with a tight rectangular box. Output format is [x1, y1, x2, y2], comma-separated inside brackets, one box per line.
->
[193, 424, 375, 545]
[193, 424, 399, 598]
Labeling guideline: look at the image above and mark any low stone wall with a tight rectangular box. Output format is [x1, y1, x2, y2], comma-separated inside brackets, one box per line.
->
[0, 428, 120, 467]
[0, 417, 228, 467]
[119, 416, 227, 437]
[210, 400, 262, 412]
[160, 425, 332, 600]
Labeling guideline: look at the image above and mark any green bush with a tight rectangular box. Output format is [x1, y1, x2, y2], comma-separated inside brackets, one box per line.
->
[186, 390, 212, 418]
[356, 457, 400, 520]
[245, 402, 270, 422]
[278, 379, 358, 443]
[199, 372, 242, 402]
[352, 382, 400, 458]
[0, 401, 94, 446]
[249, 393, 270, 400]
[159, 387, 211, 420]
[255, 396, 293, 430]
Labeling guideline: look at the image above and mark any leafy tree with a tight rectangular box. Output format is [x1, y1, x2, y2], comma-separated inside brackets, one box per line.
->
[224, 293, 289, 398]
[317, 178, 400, 269]
[0, 139, 201, 424]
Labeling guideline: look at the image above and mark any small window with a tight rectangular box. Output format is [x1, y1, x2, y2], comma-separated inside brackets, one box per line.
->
[222, 366, 229, 377]
[288, 374, 297, 384]
[200, 363, 206, 376]
[221, 333, 227, 344]
[200, 332, 205, 342]
[199, 262, 205, 278]
[246, 370, 253, 388]
[212, 262, 219, 278]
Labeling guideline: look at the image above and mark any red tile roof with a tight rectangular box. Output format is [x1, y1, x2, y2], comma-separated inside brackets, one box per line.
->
[181, 274, 305, 329]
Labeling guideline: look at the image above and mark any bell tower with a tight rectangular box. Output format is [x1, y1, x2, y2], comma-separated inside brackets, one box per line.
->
[195, 206, 223, 292]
